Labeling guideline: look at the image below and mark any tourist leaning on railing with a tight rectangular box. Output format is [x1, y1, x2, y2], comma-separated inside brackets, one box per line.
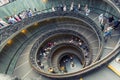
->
[70, 2, 74, 11]
[8, 16, 17, 24]
[52, 6, 56, 12]
[84, 4, 90, 16]
[0, 8, 34, 29]
[14, 14, 21, 22]
[78, 3, 81, 12]
[27, 8, 33, 17]
[63, 4, 67, 11]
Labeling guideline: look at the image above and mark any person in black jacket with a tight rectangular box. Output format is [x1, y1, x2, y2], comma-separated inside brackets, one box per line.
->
[113, 19, 120, 29]
[108, 16, 114, 23]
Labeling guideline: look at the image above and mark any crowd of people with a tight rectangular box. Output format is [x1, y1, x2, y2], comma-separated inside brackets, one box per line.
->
[52, 2, 90, 16]
[0, 2, 120, 44]
[51, 2, 120, 43]
[0, 8, 36, 29]
[36, 36, 90, 73]
[51, 1, 120, 43]
[98, 13, 120, 42]
[37, 42, 56, 71]
[60, 55, 75, 73]
[69, 36, 89, 58]
[7, 8, 33, 24]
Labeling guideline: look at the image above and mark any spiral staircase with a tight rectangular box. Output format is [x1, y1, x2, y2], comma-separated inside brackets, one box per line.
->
[0, 0, 120, 80]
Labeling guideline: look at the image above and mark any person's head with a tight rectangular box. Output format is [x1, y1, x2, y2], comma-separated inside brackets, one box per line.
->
[110, 15, 113, 18]
[78, 4, 80, 7]
[14, 14, 17, 17]
[29, 8, 31, 10]
[85, 4, 88, 7]
[71, 2, 74, 5]
[100, 14, 103, 17]
[9, 16, 12, 18]
[5, 16, 9, 20]
[34, 8, 37, 11]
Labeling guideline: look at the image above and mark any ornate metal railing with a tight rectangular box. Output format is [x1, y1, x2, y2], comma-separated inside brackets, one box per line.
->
[28, 11, 104, 78]
[0, 5, 119, 78]
[0, 5, 119, 45]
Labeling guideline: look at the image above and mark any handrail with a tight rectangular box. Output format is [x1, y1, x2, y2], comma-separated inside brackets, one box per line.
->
[48, 43, 85, 69]
[30, 28, 93, 68]
[34, 29, 91, 67]
[0, 5, 118, 46]
[0, 11, 103, 65]
[29, 44, 120, 78]
[28, 11, 101, 60]
[29, 11, 104, 78]
[0, 1, 119, 78]
[0, 3, 119, 78]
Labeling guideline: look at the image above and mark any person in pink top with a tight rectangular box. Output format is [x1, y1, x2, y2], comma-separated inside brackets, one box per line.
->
[14, 15, 21, 22]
